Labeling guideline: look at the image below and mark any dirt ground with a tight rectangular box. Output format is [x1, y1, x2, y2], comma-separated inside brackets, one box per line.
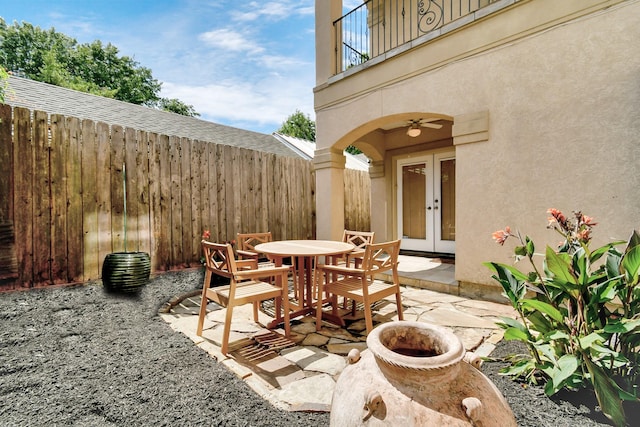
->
[0, 269, 613, 426]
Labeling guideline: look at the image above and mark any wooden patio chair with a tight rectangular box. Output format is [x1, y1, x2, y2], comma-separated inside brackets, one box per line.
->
[197, 240, 291, 355]
[330, 230, 375, 309]
[236, 232, 273, 266]
[315, 239, 403, 334]
[340, 229, 375, 268]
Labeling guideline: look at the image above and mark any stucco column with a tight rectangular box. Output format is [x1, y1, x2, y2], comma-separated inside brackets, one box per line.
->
[313, 147, 346, 240]
[315, 0, 342, 85]
[369, 160, 388, 240]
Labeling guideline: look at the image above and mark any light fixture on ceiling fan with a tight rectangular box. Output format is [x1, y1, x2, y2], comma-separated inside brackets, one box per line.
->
[406, 118, 443, 137]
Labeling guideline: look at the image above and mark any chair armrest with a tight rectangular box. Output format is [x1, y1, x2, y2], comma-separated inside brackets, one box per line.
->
[236, 259, 259, 270]
[237, 249, 259, 259]
[316, 263, 364, 276]
[235, 265, 291, 280]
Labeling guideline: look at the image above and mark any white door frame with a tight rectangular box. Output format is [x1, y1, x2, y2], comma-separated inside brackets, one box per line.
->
[396, 151, 455, 253]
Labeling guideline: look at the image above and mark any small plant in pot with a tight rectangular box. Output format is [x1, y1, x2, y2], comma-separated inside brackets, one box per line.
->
[102, 163, 150, 294]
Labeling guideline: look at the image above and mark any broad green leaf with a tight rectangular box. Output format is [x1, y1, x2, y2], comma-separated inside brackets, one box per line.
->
[484, 262, 527, 306]
[579, 332, 605, 349]
[590, 242, 624, 264]
[503, 327, 529, 341]
[583, 357, 626, 427]
[527, 311, 555, 334]
[591, 278, 617, 303]
[545, 330, 570, 341]
[545, 246, 579, 289]
[604, 318, 640, 334]
[535, 343, 559, 364]
[484, 262, 530, 282]
[552, 354, 580, 391]
[621, 245, 640, 286]
[498, 316, 528, 332]
[522, 299, 564, 323]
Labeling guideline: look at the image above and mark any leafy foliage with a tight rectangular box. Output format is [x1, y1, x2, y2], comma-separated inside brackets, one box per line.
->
[486, 209, 640, 427]
[277, 109, 316, 141]
[0, 19, 198, 117]
[0, 66, 8, 102]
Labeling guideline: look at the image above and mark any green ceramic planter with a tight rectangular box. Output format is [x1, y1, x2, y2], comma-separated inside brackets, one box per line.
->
[102, 252, 151, 293]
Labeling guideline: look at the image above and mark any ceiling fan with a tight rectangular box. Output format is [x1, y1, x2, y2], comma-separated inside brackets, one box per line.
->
[407, 118, 443, 137]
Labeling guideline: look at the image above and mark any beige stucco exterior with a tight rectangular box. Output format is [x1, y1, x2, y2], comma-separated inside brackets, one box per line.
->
[314, 0, 640, 299]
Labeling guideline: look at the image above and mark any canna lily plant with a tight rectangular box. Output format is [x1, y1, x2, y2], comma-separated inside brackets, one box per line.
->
[485, 209, 640, 427]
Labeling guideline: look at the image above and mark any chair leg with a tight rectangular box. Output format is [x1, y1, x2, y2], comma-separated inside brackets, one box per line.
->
[363, 305, 374, 334]
[315, 274, 324, 331]
[221, 304, 234, 356]
[282, 275, 291, 336]
[196, 271, 211, 336]
[252, 301, 259, 322]
[395, 290, 404, 321]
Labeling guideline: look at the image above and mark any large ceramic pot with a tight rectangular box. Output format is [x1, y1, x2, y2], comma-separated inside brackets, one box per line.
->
[330, 321, 517, 426]
[102, 252, 151, 294]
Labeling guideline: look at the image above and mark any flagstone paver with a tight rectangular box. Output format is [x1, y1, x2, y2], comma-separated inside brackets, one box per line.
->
[161, 281, 517, 412]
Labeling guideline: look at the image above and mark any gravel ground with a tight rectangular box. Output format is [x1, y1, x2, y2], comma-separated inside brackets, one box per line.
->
[0, 269, 614, 426]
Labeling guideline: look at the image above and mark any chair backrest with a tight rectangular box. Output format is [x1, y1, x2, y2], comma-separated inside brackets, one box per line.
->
[342, 230, 375, 250]
[237, 232, 272, 254]
[361, 239, 401, 273]
[201, 240, 238, 278]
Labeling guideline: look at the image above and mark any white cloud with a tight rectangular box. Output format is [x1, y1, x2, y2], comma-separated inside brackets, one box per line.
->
[198, 28, 264, 54]
[161, 74, 315, 133]
[231, 1, 314, 22]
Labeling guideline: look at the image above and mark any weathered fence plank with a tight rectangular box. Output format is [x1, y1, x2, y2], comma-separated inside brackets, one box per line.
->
[124, 127, 139, 252]
[14, 108, 34, 287]
[33, 110, 50, 284]
[180, 137, 192, 267]
[157, 134, 171, 270]
[66, 117, 83, 282]
[50, 114, 67, 284]
[81, 120, 99, 281]
[0, 104, 17, 284]
[136, 131, 151, 256]
[147, 132, 161, 270]
[110, 125, 125, 253]
[0, 104, 12, 224]
[96, 121, 113, 274]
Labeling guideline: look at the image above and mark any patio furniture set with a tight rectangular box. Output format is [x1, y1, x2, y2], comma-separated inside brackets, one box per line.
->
[196, 230, 404, 355]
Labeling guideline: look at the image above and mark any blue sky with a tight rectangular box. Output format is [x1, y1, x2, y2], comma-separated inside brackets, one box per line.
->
[0, 0, 321, 134]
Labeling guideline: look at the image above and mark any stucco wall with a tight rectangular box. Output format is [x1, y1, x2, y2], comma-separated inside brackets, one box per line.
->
[315, 0, 640, 292]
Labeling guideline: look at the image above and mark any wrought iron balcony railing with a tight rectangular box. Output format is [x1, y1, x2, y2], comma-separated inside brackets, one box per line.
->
[334, 0, 500, 74]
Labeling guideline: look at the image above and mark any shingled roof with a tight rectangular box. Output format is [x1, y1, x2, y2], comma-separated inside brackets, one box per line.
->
[4, 76, 301, 158]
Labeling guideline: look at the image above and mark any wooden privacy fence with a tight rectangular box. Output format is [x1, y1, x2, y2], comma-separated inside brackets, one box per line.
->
[0, 104, 371, 290]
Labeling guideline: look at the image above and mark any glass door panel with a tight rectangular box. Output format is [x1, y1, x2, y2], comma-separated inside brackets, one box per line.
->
[397, 152, 455, 254]
[402, 163, 426, 239]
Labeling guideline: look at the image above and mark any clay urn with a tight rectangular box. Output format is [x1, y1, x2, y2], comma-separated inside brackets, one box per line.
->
[330, 321, 517, 426]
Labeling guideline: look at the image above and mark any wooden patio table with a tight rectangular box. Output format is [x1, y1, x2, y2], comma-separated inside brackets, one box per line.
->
[255, 240, 354, 328]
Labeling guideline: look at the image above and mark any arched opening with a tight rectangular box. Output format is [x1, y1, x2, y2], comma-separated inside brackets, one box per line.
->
[327, 112, 456, 255]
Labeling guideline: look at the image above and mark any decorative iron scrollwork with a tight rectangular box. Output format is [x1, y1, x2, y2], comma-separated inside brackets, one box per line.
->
[418, 0, 444, 33]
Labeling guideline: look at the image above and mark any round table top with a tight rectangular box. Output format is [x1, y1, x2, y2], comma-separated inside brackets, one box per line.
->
[255, 240, 354, 257]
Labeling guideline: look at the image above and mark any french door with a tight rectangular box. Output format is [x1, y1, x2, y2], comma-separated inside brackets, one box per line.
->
[397, 152, 455, 253]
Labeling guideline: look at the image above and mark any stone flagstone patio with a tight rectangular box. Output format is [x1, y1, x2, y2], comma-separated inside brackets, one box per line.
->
[160, 282, 517, 412]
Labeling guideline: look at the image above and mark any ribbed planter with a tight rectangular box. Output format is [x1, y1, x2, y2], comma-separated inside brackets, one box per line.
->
[102, 252, 151, 294]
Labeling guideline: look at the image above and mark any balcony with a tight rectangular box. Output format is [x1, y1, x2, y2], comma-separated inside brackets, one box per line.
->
[334, 0, 510, 75]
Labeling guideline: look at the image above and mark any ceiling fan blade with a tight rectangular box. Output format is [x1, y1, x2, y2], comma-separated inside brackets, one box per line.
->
[421, 122, 443, 129]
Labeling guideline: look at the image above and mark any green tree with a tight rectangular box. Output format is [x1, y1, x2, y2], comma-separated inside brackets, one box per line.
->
[155, 97, 200, 117]
[0, 19, 198, 116]
[0, 66, 8, 102]
[277, 109, 316, 141]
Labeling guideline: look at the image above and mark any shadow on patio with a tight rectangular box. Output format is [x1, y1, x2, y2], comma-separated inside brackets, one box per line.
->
[160, 254, 515, 412]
